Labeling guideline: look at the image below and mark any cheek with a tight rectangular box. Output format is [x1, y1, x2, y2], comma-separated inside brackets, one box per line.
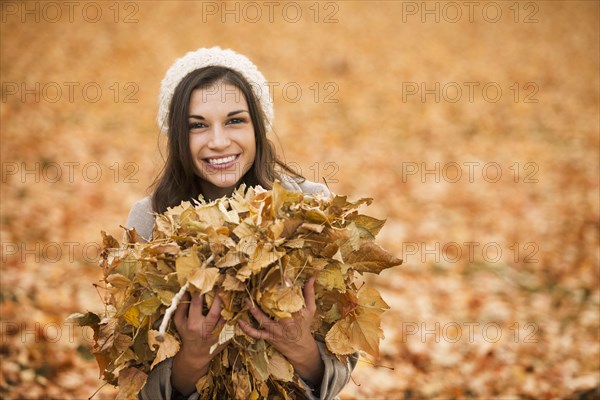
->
[189, 136, 201, 157]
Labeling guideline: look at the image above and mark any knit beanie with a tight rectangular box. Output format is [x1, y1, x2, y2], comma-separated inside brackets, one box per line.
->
[157, 46, 273, 135]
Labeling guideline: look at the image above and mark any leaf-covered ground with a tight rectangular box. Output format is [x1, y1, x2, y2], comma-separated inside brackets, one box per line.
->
[1, 1, 598, 398]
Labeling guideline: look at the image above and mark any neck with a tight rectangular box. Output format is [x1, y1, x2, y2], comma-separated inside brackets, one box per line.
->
[198, 179, 239, 201]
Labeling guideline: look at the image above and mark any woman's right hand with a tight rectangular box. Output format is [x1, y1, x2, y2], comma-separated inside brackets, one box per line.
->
[171, 291, 227, 395]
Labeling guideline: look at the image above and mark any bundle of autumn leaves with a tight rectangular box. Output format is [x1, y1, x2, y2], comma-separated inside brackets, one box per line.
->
[70, 181, 402, 399]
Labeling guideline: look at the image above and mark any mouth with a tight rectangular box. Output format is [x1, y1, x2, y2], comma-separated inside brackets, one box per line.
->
[202, 154, 240, 169]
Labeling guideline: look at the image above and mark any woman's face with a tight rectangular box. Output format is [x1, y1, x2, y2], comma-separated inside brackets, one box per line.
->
[188, 82, 256, 200]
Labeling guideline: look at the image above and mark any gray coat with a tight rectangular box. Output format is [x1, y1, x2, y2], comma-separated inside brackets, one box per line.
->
[126, 178, 357, 400]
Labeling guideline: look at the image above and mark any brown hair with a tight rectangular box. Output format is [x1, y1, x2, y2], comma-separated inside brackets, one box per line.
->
[151, 66, 302, 213]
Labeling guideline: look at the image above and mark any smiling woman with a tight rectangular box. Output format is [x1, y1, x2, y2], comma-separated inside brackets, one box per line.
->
[125, 47, 357, 400]
[187, 83, 257, 199]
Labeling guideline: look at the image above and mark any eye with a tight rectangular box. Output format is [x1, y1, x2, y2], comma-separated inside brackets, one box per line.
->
[189, 122, 207, 130]
[226, 117, 247, 125]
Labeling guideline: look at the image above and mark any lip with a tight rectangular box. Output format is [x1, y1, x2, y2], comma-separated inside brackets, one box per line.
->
[201, 154, 240, 170]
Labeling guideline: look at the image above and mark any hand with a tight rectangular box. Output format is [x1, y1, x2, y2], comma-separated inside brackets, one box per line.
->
[171, 291, 227, 395]
[238, 276, 325, 386]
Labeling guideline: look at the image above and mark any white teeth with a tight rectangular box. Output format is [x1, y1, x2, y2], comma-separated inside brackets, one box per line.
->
[207, 155, 236, 165]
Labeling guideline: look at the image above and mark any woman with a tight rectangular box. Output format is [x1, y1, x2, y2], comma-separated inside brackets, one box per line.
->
[126, 47, 357, 400]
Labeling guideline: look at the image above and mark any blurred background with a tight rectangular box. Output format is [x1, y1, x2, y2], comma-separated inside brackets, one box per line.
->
[1, 1, 598, 398]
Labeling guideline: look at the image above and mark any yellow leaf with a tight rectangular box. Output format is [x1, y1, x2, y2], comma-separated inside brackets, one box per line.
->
[259, 382, 269, 397]
[195, 374, 212, 393]
[321, 303, 341, 323]
[346, 222, 361, 251]
[236, 243, 284, 281]
[298, 222, 324, 233]
[283, 238, 305, 249]
[236, 234, 258, 256]
[357, 286, 390, 316]
[270, 218, 285, 239]
[114, 253, 140, 279]
[325, 309, 385, 358]
[325, 317, 355, 356]
[316, 263, 346, 292]
[222, 274, 245, 291]
[148, 330, 181, 369]
[106, 273, 132, 287]
[188, 267, 220, 295]
[249, 346, 270, 382]
[349, 310, 384, 358]
[259, 284, 304, 319]
[195, 204, 225, 227]
[137, 296, 162, 316]
[268, 350, 294, 382]
[217, 198, 240, 224]
[155, 289, 175, 305]
[175, 248, 201, 285]
[210, 323, 235, 354]
[271, 180, 300, 216]
[123, 306, 140, 328]
[232, 369, 252, 398]
[352, 214, 386, 238]
[216, 250, 245, 268]
[233, 219, 255, 239]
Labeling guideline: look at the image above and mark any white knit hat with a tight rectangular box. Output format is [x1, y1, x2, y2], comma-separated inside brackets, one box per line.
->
[157, 46, 273, 135]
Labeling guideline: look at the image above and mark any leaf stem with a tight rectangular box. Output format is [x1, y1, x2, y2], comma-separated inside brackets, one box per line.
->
[157, 253, 215, 341]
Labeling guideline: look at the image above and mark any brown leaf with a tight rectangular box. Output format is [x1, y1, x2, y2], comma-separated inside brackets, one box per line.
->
[343, 240, 402, 274]
[116, 367, 148, 400]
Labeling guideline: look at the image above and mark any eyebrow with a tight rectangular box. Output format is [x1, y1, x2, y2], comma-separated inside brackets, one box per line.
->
[188, 110, 249, 119]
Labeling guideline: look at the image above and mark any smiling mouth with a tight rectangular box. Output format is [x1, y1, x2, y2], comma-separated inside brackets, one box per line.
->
[204, 155, 239, 166]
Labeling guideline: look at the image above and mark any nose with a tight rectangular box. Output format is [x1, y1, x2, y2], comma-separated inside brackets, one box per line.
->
[207, 125, 231, 149]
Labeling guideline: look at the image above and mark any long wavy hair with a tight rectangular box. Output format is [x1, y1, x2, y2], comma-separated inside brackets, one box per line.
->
[151, 66, 302, 213]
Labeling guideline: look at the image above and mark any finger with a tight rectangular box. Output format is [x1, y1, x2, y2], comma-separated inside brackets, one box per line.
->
[238, 319, 267, 341]
[173, 291, 191, 328]
[246, 299, 272, 327]
[206, 293, 223, 324]
[303, 276, 317, 313]
[188, 291, 204, 318]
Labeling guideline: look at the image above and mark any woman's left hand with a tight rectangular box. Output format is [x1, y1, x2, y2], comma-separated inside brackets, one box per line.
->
[238, 276, 325, 386]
